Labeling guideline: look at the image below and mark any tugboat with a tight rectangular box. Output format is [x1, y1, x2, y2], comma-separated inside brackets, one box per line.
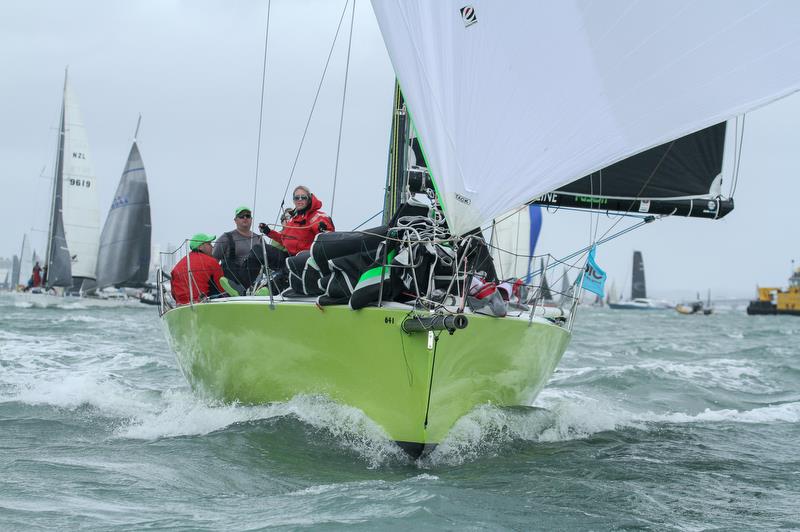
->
[747, 268, 800, 315]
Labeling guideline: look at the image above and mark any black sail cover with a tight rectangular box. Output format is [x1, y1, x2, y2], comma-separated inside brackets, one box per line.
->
[95, 141, 151, 288]
[534, 122, 734, 219]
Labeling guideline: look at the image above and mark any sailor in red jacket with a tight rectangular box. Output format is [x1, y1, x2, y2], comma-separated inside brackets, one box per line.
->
[258, 186, 334, 265]
[170, 233, 225, 305]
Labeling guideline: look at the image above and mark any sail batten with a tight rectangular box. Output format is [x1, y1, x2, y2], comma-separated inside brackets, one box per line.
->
[372, 1, 800, 235]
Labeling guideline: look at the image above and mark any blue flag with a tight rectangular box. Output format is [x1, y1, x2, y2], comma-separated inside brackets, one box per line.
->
[581, 245, 606, 298]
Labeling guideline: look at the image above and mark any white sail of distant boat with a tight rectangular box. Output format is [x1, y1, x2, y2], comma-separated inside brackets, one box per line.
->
[10, 255, 20, 289]
[18, 234, 31, 285]
[45, 70, 101, 291]
[606, 280, 618, 305]
[95, 117, 151, 289]
[490, 204, 542, 281]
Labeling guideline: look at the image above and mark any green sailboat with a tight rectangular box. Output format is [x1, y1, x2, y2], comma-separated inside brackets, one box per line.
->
[160, 2, 800, 456]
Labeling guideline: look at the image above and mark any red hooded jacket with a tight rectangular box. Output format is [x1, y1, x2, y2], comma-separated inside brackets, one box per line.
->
[170, 251, 224, 305]
[266, 194, 334, 256]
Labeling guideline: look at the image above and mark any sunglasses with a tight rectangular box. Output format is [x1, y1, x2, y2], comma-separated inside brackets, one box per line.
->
[237, 213, 252, 219]
[293, 195, 309, 201]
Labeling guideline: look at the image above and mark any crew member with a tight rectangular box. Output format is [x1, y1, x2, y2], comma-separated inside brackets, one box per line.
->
[171, 233, 224, 305]
[213, 205, 263, 294]
[258, 185, 334, 264]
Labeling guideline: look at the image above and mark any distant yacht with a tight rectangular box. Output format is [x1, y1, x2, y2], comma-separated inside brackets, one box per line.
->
[608, 251, 672, 310]
[676, 290, 713, 315]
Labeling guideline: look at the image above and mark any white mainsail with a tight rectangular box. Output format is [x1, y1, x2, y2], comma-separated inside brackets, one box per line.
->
[60, 75, 101, 281]
[372, 1, 800, 235]
[19, 234, 31, 285]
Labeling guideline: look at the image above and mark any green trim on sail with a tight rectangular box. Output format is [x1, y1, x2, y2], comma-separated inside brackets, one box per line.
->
[392, 80, 448, 223]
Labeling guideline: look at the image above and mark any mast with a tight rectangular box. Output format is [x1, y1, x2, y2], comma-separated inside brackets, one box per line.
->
[382, 81, 408, 224]
[45, 69, 69, 289]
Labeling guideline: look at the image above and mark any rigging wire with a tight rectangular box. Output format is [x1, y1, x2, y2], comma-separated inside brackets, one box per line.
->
[275, 0, 351, 225]
[251, 0, 272, 218]
[730, 114, 746, 199]
[352, 209, 383, 230]
[329, 0, 357, 217]
[594, 139, 676, 243]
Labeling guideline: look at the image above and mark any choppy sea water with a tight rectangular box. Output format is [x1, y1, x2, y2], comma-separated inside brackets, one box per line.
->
[1, 294, 798, 530]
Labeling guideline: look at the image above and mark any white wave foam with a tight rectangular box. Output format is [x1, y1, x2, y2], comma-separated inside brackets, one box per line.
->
[426, 390, 640, 466]
[426, 390, 800, 466]
[638, 401, 800, 424]
[552, 358, 767, 392]
[118, 394, 407, 468]
[56, 302, 90, 310]
[9, 371, 154, 418]
[55, 314, 104, 323]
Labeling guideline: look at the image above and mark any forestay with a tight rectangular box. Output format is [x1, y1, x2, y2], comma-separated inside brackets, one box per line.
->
[371, 0, 800, 235]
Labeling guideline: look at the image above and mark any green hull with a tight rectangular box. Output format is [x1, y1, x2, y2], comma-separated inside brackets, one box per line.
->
[162, 299, 571, 453]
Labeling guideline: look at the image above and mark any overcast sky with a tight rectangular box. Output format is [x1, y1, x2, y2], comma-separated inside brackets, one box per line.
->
[2, 1, 799, 299]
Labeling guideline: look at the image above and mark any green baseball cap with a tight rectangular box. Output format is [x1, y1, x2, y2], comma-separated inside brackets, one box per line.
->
[189, 233, 216, 251]
[235, 205, 252, 216]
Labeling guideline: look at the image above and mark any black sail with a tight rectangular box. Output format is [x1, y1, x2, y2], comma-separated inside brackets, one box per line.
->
[631, 251, 646, 300]
[45, 97, 74, 289]
[95, 141, 151, 288]
[534, 122, 734, 219]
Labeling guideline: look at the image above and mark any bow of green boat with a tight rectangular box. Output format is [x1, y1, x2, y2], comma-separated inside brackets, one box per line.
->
[162, 296, 571, 456]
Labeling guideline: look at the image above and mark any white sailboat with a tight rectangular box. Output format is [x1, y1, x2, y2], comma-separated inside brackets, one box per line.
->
[12, 70, 126, 308]
[55, 71, 101, 290]
[158, 1, 800, 456]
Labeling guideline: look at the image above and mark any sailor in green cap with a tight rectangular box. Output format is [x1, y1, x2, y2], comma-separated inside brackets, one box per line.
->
[212, 205, 263, 294]
[170, 233, 224, 305]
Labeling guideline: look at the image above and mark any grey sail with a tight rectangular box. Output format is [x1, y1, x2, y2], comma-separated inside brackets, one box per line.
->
[11, 255, 20, 288]
[631, 251, 647, 299]
[559, 267, 572, 304]
[95, 141, 151, 288]
[539, 258, 553, 302]
[45, 94, 74, 289]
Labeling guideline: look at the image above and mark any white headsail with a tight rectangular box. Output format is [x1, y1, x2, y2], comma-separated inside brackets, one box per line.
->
[61, 75, 101, 281]
[372, 1, 800, 235]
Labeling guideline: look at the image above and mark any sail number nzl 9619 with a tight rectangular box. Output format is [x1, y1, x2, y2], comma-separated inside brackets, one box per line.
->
[69, 178, 91, 188]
